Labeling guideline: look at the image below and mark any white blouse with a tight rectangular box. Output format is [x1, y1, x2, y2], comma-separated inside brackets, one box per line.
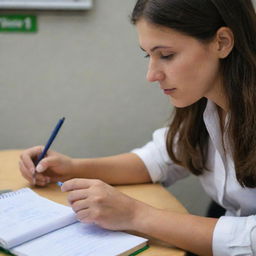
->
[132, 100, 256, 256]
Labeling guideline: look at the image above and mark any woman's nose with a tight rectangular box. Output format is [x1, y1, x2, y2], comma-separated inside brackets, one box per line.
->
[146, 61, 165, 82]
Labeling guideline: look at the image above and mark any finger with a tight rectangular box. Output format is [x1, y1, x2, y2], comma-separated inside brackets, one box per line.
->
[34, 173, 51, 186]
[45, 176, 61, 183]
[35, 154, 59, 173]
[35, 180, 48, 187]
[34, 178, 50, 187]
[67, 189, 88, 204]
[71, 199, 88, 213]
[19, 160, 34, 184]
[76, 209, 92, 223]
[61, 178, 100, 192]
[20, 146, 43, 173]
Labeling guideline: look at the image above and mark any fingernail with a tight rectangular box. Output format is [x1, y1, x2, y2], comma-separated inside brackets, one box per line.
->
[36, 164, 44, 173]
[61, 185, 66, 192]
[46, 177, 51, 184]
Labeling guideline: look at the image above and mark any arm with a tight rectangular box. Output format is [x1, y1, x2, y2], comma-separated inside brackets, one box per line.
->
[20, 127, 188, 186]
[62, 178, 256, 256]
[72, 153, 152, 185]
[62, 178, 217, 256]
[135, 206, 256, 256]
[19, 146, 151, 186]
[133, 205, 217, 256]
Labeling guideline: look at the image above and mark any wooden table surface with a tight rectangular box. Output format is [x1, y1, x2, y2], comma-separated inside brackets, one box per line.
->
[0, 150, 187, 256]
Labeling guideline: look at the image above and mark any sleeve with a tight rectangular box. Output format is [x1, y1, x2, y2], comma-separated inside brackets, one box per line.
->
[212, 215, 256, 256]
[131, 127, 190, 186]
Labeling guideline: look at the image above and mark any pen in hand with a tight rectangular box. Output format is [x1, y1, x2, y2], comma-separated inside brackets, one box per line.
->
[56, 182, 63, 187]
[34, 117, 65, 185]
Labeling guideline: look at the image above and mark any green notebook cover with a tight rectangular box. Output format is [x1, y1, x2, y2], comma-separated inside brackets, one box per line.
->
[129, 245, 149, 256]
[0, 247, 15, 256]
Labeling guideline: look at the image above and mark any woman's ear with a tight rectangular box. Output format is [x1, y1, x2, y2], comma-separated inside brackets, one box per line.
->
[215, 27, 234, 59]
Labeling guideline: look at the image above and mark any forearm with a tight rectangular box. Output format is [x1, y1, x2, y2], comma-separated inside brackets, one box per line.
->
[72, 153, 152, 185]
[132, 203, 217, 256]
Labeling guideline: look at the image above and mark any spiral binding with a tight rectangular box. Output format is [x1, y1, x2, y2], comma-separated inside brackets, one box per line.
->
[0, 188, 30, 199]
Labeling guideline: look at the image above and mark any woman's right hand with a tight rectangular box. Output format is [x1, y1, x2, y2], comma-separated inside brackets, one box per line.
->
[19, 146, 75, 187]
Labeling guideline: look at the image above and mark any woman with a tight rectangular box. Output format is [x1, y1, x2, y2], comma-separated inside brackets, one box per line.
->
[19, 0, 256, 255]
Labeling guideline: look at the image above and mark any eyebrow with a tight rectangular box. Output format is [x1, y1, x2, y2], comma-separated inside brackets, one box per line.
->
[140, 46, 174, 52]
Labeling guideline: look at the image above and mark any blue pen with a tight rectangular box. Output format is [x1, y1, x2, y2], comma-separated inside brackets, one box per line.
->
[35, 117, 65, 166]
[56, 182, 63, 187]
[34, 117, 65, 186]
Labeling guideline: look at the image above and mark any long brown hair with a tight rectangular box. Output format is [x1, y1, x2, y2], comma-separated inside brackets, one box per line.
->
[131, 0, 256, 188]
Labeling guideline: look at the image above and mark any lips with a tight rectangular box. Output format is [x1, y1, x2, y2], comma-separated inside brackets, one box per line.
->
[163, 88, 176, 95]
[164, 88, 175, 91]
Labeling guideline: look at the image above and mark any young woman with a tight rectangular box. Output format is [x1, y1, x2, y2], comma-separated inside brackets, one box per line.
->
[19, 0, 256, 255]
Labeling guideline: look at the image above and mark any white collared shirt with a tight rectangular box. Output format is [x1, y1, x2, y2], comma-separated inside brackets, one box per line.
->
[132, 99, 256, 256]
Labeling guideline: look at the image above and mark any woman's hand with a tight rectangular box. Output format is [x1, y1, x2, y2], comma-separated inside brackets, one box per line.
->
[19, 146, 75, 186]
[61, 178, 148, 231]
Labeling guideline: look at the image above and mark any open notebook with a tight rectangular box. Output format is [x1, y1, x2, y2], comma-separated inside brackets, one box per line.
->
[0, 188, 148, 256]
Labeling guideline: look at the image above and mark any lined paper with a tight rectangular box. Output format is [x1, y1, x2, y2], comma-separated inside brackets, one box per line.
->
[13, 222, 147, 256]
[0, 188, 147, 256]
[0, 188, 76, 248]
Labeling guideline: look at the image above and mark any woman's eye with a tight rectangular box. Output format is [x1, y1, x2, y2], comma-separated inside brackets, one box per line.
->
[143, 53, 174, 59]
[160, 54, 174, 60]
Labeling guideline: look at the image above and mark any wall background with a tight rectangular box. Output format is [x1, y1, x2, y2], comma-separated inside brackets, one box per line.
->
[1, 0, 237, 215]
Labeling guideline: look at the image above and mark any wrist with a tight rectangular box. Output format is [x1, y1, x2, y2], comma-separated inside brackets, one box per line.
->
[71, 158, 93, 178]
[130, 200, 158, 233]
[70, 158, 84, 178]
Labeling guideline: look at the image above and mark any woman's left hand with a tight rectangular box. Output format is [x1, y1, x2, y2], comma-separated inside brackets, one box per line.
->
[61, 178, 146, 231]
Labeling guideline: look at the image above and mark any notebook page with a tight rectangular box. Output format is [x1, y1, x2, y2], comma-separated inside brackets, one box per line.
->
[12, 222, 148, 256]
[0, 188, 76, 249]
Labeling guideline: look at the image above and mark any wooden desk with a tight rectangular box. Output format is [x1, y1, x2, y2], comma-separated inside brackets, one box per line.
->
[0, 150, 187, 256]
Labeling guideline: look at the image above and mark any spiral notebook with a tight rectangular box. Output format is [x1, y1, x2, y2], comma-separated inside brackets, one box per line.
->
[0, 188, 148, 256]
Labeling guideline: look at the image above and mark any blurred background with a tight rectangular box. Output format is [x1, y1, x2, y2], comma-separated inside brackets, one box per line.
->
[2, 0, 243, 215]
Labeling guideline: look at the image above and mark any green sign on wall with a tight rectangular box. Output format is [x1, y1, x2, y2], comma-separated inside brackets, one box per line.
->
[0, 15, 37, 32]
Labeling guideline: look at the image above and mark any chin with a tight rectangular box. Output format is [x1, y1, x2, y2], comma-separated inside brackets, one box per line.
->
[169, 98, 198, 108]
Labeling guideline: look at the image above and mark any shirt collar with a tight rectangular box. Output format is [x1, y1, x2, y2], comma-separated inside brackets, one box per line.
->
[203, 99, 226, 158]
